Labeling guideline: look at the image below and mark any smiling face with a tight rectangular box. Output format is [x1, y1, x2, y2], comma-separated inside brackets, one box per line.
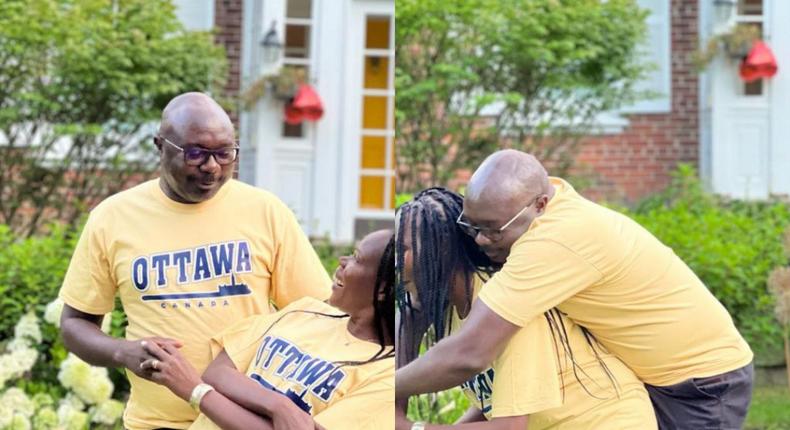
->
[155, 93, 236, 204]
[328, 230, 393, 316]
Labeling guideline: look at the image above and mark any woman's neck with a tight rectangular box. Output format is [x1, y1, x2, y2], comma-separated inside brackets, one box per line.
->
[347, 312, 394, 346]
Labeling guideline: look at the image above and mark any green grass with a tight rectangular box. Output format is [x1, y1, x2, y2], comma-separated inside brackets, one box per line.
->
[745, 386, 790, 430]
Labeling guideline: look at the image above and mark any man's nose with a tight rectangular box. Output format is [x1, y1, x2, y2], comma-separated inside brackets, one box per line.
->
[474, 232, 493, 247]
[200, 154, 221, 172]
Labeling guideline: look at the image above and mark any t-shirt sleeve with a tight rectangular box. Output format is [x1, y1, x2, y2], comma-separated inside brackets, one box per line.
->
[479, 239, 602, 327]
[313, 371, 394, 430]
[59, 211, 117, 315]
[489, 317, 563, 418]
[210, 314, 285, 371]
[269, 204, 332, 308]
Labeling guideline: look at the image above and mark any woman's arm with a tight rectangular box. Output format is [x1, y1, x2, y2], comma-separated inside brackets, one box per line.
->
[201, 349, 322, 429]
[142, 342, 319, 430]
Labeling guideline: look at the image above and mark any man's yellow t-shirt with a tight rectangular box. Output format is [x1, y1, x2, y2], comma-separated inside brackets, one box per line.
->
[456, 281, 656, 429]
[189, 297, 394, 430]
[59, 179, 332, 429]
[479, 177, 752, 386]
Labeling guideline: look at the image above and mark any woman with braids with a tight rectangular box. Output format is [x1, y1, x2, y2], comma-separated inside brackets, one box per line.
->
[395, 188, 656, 430]
[139, 229, 395, 430]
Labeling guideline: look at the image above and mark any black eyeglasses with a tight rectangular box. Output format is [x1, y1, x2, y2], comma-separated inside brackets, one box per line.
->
[158, 135, 239, 166]
[456, 194, 544, 242]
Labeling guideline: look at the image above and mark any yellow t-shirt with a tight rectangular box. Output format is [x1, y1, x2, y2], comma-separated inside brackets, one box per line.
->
[456, 280, 656, 429]
[59, 179, 332, 430]
[189, 297, 394, 430]
[479, 177, 752, 386]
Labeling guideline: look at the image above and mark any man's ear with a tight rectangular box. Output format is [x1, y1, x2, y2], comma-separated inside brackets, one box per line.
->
[153, 136, 162, 151]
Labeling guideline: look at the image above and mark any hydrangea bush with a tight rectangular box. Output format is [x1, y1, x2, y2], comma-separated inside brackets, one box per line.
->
[0, 301, 123, 430]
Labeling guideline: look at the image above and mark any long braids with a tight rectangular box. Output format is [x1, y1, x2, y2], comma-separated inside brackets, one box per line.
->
[396, 188, 498, 364]
[396, 187, 618, 398]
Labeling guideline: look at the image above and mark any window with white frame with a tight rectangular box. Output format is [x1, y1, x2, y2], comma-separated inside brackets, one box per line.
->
[624, 0, 671, 113]
[282, 0, 313, 138]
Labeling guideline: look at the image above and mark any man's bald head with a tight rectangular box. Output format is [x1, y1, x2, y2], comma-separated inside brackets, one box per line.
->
[466, 150, 549, 204]
[158, 92, 232, 140]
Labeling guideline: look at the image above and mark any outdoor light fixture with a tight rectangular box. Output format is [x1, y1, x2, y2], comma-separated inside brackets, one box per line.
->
[260, 21, 283, 65]
[713, 0, 737, 31]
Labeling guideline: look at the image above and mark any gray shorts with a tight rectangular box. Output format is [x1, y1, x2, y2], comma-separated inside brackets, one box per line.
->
[645, 362, 754, 430]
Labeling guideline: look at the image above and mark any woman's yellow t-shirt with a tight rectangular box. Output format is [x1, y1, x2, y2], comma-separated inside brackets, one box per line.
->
[189, 298, 394, 430]
[456, 279, 657, 429]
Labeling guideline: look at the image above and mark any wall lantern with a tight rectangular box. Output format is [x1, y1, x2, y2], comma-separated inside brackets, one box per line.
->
[260, 21, 283, 65]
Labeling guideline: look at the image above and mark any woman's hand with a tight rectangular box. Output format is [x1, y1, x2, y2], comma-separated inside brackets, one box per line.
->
[269, 394, 323, 430]
[140, 340, 202, 402]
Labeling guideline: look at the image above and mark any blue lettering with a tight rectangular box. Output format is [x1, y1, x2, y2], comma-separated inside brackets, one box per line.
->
[209, 243, 234, 276]
[132, 257, 148, 291]
[295, 359, 334, 386]
[172, 251, 191, 284]
[150, 253, 171, 288]
[312, 369, 346, 401]
[264, 338, 290, 368]
[235, 241, 252, 273]
[276, 346, 304, 376]
[193, 247, 212, 281]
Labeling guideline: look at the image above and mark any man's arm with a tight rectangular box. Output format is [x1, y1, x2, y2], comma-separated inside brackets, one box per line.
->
[60, 304, 180, 379]
[395, 299, 519, 398]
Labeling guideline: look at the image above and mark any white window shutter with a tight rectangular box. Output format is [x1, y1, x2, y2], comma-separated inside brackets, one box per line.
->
[623, 0, 671, 113]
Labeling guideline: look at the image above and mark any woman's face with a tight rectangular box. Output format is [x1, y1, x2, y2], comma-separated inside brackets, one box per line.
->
[397, 216, 422, 309]
[328, 230, 391, 315]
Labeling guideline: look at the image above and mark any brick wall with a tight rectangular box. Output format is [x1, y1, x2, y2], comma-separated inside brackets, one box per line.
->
[576, 0, 699, 202]
[214, 0, 243, 123]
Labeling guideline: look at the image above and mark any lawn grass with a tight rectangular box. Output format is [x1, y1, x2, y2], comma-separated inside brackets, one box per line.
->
[745, 386, 790, 430]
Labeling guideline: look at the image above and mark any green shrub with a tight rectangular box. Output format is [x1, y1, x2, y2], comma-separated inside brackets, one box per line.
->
[0, 224, 76, 340]
[623, 165, 790, 364]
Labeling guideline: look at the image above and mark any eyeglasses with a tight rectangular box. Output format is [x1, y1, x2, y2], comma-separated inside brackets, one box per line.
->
[158, 135, 240, 166]
[456, 194, 544, 241]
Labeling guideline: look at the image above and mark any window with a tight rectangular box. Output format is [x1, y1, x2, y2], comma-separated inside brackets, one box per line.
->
[281, 0, 313, 138]
[358, 15, 395, 211]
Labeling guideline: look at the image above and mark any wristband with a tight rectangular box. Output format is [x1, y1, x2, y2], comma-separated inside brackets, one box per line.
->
[411, 422, 426, 430]
[189, 383, 215, 412]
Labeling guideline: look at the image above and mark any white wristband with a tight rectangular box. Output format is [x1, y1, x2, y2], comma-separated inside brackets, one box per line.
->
[411, 422, 426, 430]
[189, 383, 215, 412]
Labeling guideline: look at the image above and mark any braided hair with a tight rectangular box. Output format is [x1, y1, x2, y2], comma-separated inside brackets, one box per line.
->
[395, 188, 617, 398]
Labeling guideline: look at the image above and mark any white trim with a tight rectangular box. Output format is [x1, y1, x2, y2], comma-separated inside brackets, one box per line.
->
[363, 49, 392, 57]
[285, 17, 312, 25]
[361, 129, 394, 137]
[355, 210, 396, 220]
[362, 89, 395, 97]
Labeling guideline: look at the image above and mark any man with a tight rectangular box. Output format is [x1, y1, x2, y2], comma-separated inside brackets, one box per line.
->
[59, 93, 331, 430]
[396, 150, 754, 429]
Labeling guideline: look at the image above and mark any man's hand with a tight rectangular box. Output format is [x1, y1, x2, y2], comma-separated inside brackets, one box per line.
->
[140, 340, 198, 401]
[116, 337, 183, 381]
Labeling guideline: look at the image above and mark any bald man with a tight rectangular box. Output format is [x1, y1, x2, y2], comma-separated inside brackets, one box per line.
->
[397, 150, 754, 429]
[59, 93, 331, 430]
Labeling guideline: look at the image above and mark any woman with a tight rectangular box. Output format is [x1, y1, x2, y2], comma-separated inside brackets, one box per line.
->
[396, 188, 656, 429]
[141, 229, 395, 430]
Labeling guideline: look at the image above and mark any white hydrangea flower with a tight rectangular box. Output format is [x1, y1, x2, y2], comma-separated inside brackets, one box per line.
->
[2, 387, 35, 418]
[58, 354, 113, 405]
[6, 338, 30, 352]
[90, 399, 124, 425]
[9, 412, 31, 430]
[57, 354, 91, 392]
[32, 407, 58, 430]
[31, 393, 54, 410]
[13, 312, 42, 344]
[44, 299, 65, 327]
[0, 354, 16, 388]
[10, 346, 38, 374]
[61, 393, 85, 412]
[0, 401, 14, 428]
[57, 404, 88, 430]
